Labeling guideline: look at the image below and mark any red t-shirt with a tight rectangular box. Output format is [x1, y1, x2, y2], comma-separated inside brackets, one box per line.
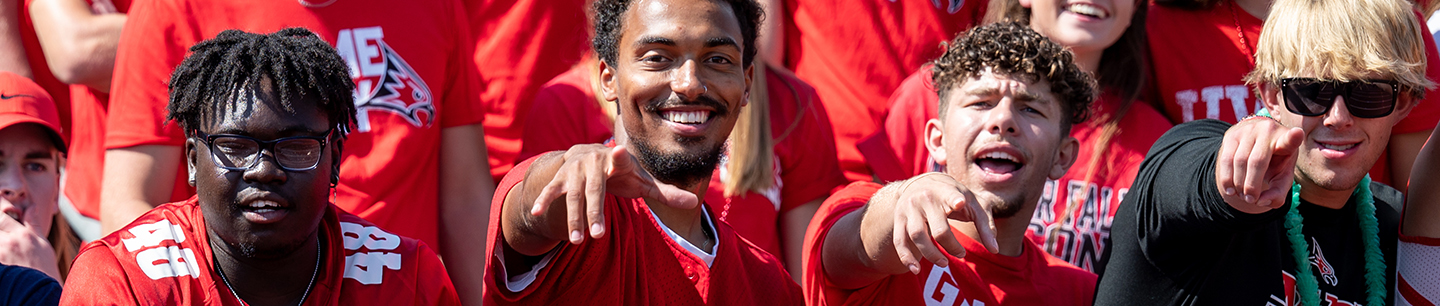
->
[860, 68, 1173, 271]
[468, 0, 590, 182]
[1398, 234, 1440, 305]
[17, 0, 72, 140]
[59, 198, 460, 305]
[802, 182, 1097, 306]
[782, 0, 986, 182]
[483, 157, 804, 305]
[106, 0, 485, 247]
[1147, 3, 1440, 187]
[57, 0, 131, 219]
[518, 64, 848, 259]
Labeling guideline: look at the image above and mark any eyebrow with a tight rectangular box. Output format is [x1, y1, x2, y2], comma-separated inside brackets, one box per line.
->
[210, 126, 327, 137]
[705, 37, 739, 50]
[23, 151, 53, 160]
[965, 86, 1043, 102]
[635, 36, 677, 48]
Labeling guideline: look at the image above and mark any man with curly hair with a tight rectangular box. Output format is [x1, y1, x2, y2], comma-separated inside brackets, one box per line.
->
[799, 22, 1099, 306]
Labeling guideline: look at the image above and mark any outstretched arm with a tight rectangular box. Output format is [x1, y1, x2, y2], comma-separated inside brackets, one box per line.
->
[1214, 116, 1306, 213]
[819, 173, 997, 290]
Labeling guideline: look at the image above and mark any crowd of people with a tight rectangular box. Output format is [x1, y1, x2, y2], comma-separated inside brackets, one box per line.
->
[0, 0, 1437, 304]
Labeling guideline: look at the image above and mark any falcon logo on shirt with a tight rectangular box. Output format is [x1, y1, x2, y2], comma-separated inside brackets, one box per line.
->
[336, 26, 435, 133]
[1309, 238, 1339, 286]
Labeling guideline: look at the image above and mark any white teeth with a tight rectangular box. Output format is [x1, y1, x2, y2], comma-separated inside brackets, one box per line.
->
[1319, 142, 1358, 151]
[979, 151, 1019, 162]
[248, 201, 281, 208]
[4, 211, 17, 221]
[1067, 3, 1108, 18]
[663, 111, 710, 124]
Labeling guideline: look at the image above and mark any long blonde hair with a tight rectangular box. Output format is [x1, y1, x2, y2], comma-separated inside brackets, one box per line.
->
[1244, 0, 1434, 96]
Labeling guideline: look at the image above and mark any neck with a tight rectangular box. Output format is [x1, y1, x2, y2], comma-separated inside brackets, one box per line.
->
[1074, 50, 1101, 76]
[210, 232, 322, 306]
[1233, 0, 1272, 20]
[954, 207, 1031, 257]
[1296, 178, 1357, 210]
[645, 178, 714, 250]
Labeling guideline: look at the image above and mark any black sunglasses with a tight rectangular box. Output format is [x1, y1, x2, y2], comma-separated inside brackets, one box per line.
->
[1279, 78, 1400, 118]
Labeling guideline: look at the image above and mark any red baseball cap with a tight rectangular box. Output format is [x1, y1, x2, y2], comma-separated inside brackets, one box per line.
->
[0, 72, 65, 151]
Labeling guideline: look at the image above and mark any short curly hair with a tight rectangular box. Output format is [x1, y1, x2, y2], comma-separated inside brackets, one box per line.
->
[931, 22, 1095, 130]
[592, 0, 764, 69]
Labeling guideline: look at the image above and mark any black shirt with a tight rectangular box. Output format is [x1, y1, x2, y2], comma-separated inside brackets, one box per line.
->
[1094, 119, 1400, 306]
[0, 264, 59, 306]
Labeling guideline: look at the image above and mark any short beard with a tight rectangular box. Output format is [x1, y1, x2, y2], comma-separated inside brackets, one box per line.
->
[216, 229, 312, 260]
[629, 134, 725, 190]
[989, 196, 1025, 219]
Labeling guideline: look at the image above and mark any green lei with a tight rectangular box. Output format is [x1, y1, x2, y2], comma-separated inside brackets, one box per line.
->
[1284, 176, 1386, 306]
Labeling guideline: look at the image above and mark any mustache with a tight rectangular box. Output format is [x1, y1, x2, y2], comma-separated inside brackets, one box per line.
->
[642, 95, 730, 117]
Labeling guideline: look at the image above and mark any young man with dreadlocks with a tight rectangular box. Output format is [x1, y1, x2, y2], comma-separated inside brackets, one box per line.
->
[60, 28, 460, 305]
[801, 22, 1098, 306]
[96, 0, 492, 302]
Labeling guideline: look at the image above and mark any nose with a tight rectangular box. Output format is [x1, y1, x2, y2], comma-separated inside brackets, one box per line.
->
[985, 99, 1020, 136]
[1323, 96, 1355, 130]
[671, 59, 706, 101]
[0, 164, 26, 221]
[242, 151, 288, 184]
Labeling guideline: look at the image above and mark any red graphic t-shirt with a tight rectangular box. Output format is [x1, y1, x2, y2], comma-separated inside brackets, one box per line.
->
[105, 0, 484, 247]
[802, 182, 1097, 306]
[1147, 3, 1440, 187]
[518, 63, 848, 259]
[54, 0, 132, 218]
[60, 198, 460, 305]
[858, 68, 1173, 271]
[782, 0, 986, 182]
[483, 157, 804, 305]
[468, 0, 590, 182]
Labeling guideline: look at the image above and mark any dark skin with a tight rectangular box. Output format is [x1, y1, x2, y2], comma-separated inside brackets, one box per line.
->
[500, 0, 752, 271]
[185, 81, 338, 306]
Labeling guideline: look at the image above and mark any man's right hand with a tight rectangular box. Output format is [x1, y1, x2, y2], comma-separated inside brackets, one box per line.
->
[860, 173, 999, 275]
[1216, 116, 1306, 213]
[528, 144, 698, 244]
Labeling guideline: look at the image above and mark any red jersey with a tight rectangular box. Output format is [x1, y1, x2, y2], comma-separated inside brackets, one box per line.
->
[57, 0, 131, 219]
[106, 0, 485, 247]
[518, 64, 848, 259]
[782, 0, 986, 181]
[59, 198, 460, 305]
[860, 68, 1173, 271]
[483, 157, 804, 305]
[1398, 234, 1440, 306]
[803, 182, 1097, 306]
[1146, 3, 1440, 187]
[468, 0, 590, 182]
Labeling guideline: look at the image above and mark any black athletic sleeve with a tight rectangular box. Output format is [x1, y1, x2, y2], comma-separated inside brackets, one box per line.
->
[1123, 119, 1289, 266]
[0, 264, 61, 306]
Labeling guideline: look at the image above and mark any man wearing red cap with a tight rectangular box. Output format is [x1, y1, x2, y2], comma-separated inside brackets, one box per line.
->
[0, 71, 69, 300]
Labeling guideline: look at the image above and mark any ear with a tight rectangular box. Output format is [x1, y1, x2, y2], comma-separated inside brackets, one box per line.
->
[742, 64, 755, 108]
[330, 137, 343, 185]
[1019, 0, 1034, 9]
[1260, 83, 1284, 115]
[1048, 136, 1079, 180]
[924, 118, 948, 166]
[1392, 92, 1419, 123]
[600, 59, 620, 103]
[185, 138, 199, 187]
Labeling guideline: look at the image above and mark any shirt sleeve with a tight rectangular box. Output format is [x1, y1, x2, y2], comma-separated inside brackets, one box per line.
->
[1397, 234, 1440, 305]
[412, 241, 462, 306]
[59, 244, 141, 306]
[437, 0, 485, 128]
[775, 72, 847, 212]
[1395, 9, 1440, 135]
[800, 181, 880, 306]
[104, 0, 190, 149]
[1125, 119, 1288, 267]
[0, 265, 61, 306]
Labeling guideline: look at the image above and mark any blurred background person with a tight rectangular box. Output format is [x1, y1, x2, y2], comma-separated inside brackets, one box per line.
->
[0, 71, 78, 288]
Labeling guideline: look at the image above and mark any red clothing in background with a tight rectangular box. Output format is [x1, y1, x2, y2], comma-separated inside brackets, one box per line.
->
[106, 0, 484, 248]
[468, 0, 590, 182]
[781, 0, 985, 181]
[54, 0, 131, 218]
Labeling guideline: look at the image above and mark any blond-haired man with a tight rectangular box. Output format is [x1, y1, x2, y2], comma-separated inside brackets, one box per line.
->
[1094, 0, 1431, 304]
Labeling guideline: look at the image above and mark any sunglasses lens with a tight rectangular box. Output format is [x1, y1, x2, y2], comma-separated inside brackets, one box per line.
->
[1345, 82, 1397, 118]
[1283, 79, 1333, 116]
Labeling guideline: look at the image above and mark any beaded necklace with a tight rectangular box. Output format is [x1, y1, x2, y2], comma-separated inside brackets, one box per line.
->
[1283, 176, 1386, 306]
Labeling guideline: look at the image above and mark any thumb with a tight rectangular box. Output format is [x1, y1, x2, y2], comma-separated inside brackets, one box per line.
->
[610, 145, 699, 209]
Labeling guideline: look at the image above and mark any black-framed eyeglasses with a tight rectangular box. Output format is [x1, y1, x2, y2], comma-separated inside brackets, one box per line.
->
[196, 130, 332, 172]
[1280, 77, 1400, 118]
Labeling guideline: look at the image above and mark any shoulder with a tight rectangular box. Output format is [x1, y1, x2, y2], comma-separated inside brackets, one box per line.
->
[1368, 180, 1403, 222]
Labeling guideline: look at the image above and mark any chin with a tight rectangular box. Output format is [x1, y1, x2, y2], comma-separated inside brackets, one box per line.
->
[1301, 168, 1369, 192]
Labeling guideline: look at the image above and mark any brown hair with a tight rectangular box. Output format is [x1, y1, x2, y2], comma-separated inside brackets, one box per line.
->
[931, 22, 1096, 130]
